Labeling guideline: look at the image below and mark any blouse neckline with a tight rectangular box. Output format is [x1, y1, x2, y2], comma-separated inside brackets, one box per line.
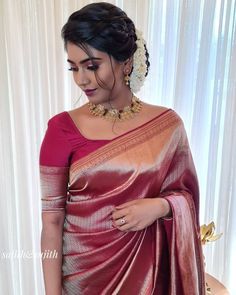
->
[64, 108, 171, 143]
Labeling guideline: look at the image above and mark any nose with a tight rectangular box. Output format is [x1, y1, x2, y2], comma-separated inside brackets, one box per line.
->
[73, 69, 90, 87]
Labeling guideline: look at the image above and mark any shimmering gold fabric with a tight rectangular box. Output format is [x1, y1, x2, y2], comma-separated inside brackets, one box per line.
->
[58, 110, 205, 294]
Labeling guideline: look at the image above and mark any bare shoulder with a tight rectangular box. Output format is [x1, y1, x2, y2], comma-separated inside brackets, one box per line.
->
[141, 101, 170, 119]
[141, 102, 184, 125]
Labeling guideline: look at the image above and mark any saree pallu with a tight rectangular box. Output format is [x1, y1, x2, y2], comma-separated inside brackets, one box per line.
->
[40, 110, 206, 294]
[60, 110, 205, 295]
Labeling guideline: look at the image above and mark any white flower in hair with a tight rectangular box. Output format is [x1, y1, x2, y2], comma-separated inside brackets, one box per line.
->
[129, 29, 148, 93]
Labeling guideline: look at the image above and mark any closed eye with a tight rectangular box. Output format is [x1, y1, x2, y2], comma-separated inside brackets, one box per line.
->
[68, 67, 78, 72]
[87, 65, 99, 71]
[68, 65, 99, 72]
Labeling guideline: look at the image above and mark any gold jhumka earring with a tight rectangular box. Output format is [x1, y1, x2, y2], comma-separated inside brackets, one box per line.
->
[124, 74, 130, 86]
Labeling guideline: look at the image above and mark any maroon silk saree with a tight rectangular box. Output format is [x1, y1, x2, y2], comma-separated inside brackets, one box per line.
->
[40, 110, 205, 294]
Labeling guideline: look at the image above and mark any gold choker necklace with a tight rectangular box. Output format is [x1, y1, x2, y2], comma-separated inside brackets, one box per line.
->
[88, 96, 142, 121]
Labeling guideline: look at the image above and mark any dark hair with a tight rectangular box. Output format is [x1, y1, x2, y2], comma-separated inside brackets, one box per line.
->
[61, 2, 149, 75]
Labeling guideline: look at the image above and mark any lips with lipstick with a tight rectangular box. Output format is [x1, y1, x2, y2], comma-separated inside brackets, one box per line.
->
[84, 89, 97, 96]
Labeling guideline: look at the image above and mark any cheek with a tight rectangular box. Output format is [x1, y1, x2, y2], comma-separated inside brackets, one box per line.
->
[95, 63, 124, 88]
[95, 67, 115, 88]
[72, 72, 77, 82]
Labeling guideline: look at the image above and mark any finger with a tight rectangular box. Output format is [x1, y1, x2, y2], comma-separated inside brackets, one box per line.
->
[116, 222, 137, 232]
[113, 216, 130, 227]
[112, 208, 128, 220]
[113, 217, 141, 232]
[119, 223, 143, 232]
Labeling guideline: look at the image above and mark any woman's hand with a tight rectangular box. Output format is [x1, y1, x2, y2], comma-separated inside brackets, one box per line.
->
[112, 198, 171, 232]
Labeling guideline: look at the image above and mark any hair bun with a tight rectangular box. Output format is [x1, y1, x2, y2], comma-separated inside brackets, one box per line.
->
[62, 2, 150, 92]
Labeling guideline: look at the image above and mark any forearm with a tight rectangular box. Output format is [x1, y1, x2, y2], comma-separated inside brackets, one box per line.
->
[41, 220, 64, 295]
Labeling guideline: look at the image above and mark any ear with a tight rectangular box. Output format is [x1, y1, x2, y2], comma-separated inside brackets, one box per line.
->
[123, 57, 133, 75]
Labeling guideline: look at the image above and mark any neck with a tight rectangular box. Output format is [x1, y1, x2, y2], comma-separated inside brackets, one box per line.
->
[101, 88, 133, 110]
[88, 95, 142, 122]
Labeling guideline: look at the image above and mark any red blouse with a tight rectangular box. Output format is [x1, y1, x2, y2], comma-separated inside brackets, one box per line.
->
[40, 112, 110, 167]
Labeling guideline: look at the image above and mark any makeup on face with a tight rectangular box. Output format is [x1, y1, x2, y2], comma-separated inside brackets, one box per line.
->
[66, 43, 130, 106]
[67, 57, 101, 72]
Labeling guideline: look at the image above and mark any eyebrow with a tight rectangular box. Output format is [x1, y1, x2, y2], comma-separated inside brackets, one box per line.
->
[67, 57, 102, 65]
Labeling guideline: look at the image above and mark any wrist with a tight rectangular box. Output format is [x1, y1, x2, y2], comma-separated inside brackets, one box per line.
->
[160, 198, 172, 218]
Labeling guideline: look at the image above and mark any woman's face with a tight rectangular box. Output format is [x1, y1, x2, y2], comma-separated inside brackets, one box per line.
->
[66, 42, 129, 104]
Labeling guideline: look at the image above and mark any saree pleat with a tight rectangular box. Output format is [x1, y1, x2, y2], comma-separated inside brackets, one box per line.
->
[41, 110, 205, 294]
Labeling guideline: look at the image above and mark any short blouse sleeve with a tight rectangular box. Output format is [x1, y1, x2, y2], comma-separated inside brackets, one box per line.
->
[39, 114, 71, 212]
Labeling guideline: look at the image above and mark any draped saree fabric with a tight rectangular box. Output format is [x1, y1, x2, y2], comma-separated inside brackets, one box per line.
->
[40, 109, 205, 294]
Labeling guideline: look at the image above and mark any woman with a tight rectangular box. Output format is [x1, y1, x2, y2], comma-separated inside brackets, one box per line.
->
[40, 2, 205, 294]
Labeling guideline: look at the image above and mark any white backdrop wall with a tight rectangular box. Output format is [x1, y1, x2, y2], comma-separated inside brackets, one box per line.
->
[0, 0, 235, 294]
